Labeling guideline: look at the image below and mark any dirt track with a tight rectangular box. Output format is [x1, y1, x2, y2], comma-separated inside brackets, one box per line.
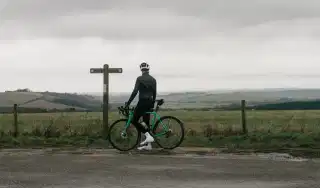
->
[0, 149, 319, 188]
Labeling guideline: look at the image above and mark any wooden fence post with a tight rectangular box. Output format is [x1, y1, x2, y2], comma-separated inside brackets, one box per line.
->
[240, 100, 248, 134]
[13, 104, 18, 137]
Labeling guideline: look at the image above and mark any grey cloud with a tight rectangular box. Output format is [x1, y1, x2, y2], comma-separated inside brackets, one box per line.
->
[155, 72, 320, 80]
[1, 0, 320, 40]
[1, 0, 112, 21]
[41, 10, 216, 40]
[168, 0, 320, 26]
[154, 73, 194, 79]
[2, 0, 320, 22]
[0, 12, 220, 40]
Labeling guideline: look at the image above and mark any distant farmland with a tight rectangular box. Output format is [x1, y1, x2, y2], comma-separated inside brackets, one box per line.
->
[2, 88, 320, 112]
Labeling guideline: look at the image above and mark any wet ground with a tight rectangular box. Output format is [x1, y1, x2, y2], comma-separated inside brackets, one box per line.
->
[0, 148, 319, 187]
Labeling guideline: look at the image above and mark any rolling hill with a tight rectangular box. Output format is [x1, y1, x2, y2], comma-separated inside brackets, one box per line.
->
[0, 90, 102, 112]
[1, 88, 320, 112]
[108, 89, 320, 109]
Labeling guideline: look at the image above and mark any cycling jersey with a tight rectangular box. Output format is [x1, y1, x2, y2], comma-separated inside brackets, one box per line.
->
[127, 72, 157, 105]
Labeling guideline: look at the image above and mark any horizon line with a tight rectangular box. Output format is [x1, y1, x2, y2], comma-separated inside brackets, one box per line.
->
[3, 87, 320, 96]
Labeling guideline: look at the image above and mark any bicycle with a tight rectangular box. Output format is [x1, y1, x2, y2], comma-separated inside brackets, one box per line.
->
[108, 99, 185, 151]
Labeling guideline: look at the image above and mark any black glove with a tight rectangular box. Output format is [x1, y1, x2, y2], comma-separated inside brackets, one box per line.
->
[124, 102, 129, 108]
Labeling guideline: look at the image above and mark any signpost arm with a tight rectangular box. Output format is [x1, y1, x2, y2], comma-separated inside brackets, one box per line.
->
[103, 64, 109, 138]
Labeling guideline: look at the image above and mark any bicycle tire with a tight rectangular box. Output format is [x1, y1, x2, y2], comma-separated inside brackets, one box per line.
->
[152, 116, 185, 150]
[108, 119, 141, 151]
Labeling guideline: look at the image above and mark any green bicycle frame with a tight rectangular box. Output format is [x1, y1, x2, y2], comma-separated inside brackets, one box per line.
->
[123, 110, 170, 137]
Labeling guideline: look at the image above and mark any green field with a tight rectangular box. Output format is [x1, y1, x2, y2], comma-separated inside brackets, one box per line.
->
[1, 110, 320, 133]
[1, 110, 320, 157]
[1, 89, 320, 157]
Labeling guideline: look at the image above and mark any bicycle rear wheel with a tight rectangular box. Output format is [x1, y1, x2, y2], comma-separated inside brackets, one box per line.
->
[152, 116, 185, 149]
[108, 119, 141, 151]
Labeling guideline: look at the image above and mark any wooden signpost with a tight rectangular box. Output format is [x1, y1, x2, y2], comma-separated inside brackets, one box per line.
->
[90, 64, 123, 138]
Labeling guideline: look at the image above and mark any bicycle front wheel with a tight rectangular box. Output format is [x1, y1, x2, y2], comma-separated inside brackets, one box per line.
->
[108, 119, 141, 151]
[152, 116, 185, 150]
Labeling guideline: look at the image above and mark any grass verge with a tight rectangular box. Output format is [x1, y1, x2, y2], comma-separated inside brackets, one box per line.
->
[182, 132, 320, 158]
[1, 131, 320, 158]
[1, 113, 320, 158]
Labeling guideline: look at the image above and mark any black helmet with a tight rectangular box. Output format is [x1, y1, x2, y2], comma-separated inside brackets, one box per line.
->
[140, 62, 150, 71]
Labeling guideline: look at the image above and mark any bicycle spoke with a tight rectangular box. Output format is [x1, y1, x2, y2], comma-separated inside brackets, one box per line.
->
[152, 116, 184, 149]
[108, 119, 141, 151]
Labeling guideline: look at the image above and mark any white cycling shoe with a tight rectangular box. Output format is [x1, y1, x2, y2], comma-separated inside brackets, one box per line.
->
[140, 132, 154, 145]
[137, 132, 154, 150]
[137, 143, 152, 151]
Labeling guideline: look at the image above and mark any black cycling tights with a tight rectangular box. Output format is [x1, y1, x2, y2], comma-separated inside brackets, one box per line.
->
[131, 99, 153, 134]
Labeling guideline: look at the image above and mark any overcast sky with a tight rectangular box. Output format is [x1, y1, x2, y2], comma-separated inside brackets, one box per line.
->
[1, 0, 320, 93]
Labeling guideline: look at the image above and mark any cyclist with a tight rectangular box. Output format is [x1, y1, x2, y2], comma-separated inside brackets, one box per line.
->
[125, 62, 157, 150]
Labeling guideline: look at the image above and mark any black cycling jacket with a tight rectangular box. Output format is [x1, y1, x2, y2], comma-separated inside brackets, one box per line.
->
[127, 72, 157, 105]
